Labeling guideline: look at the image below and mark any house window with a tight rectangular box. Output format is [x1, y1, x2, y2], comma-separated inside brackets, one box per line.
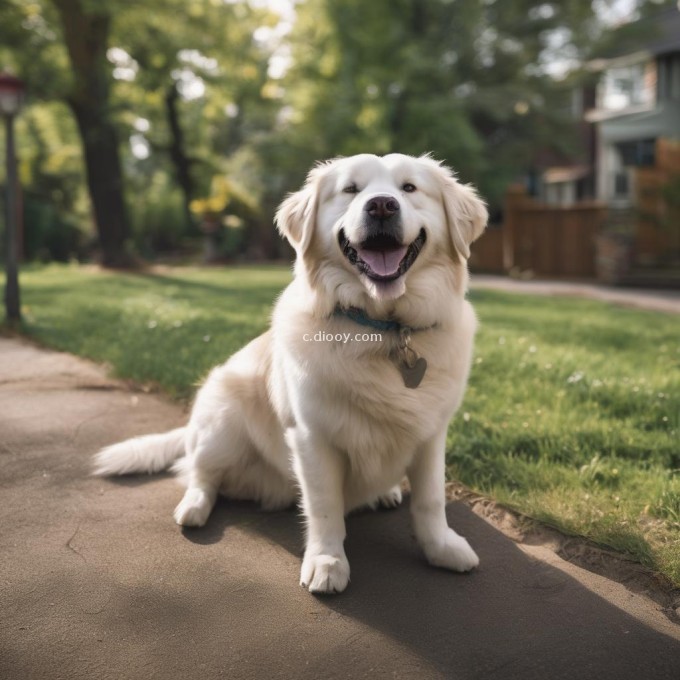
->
[607, 144, 635, 204]
[616, 139, 656, 167]
[614, 171, 629, 198]
[600, 61, 656, 111]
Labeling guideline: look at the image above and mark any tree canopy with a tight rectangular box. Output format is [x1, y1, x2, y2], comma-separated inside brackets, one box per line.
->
[0, 0, 674, 263]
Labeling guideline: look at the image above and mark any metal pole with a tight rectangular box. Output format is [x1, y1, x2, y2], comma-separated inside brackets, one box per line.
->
[4, 112, 21, 322]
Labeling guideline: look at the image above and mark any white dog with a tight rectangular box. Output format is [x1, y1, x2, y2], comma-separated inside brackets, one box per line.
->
[94, 153, 488, 594]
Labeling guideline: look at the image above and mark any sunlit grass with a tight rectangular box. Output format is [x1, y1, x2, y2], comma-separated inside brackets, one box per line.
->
[18, 264, 290, 398]
[451, 289, 680, 585]
[15, 264, 680, 586]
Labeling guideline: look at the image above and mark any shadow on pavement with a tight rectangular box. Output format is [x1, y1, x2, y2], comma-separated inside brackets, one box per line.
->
[224, 496, 680, 680]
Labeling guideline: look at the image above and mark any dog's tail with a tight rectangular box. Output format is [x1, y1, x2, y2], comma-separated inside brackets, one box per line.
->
[93, 427, 186, 476]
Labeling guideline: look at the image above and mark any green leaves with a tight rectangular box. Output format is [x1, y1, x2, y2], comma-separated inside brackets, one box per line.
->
[281, 0, 599, 205]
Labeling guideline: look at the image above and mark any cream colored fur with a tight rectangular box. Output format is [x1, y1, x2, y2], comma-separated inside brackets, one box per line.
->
[94, 153, 488, 594]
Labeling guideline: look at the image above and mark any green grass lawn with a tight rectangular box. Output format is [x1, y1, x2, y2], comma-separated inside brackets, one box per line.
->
[12, 264, 680, 586]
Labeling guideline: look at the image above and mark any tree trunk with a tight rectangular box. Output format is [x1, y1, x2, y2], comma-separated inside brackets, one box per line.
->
[245, 218, 278, 260]
[52, 0, 132, 267]
[164, 83, 195, 232]
[70, 103, 132, 266]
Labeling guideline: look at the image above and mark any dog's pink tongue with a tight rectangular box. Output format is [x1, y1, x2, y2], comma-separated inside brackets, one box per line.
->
[357, 247, 407, 276]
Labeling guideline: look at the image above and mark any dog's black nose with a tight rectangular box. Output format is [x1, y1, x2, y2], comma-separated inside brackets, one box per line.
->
[365, 195, 400, 220]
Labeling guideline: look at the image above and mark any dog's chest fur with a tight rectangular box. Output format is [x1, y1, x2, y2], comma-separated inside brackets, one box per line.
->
[271, 297, 475, 494]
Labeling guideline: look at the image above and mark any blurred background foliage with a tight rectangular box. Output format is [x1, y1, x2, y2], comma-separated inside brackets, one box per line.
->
[0, 0, 675, 264]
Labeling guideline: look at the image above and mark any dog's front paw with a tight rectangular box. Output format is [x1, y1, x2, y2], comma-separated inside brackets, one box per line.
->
[300, 553, 350, 594]
[173, 488, 213, 527]
[423, 529, 479, 572]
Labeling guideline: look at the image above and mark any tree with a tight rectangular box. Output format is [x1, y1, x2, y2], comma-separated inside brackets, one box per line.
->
[50, 0, 131, 266]
[0, 0, 283, 260]
[0, 0, 131, 266]
[115, 1, 272, 215]
[282, 0, 598, 208]
[110, 0, 282, 256]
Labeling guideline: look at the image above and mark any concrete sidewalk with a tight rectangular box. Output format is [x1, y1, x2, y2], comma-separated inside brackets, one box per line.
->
[471, 275, 680, 314]
[1, 337, 679, 680]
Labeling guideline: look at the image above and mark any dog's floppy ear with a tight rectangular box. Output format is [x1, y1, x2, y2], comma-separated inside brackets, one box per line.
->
[275, 162, 331, 253]
[275, 186, 316, 253]
[426, 158, 488, 260]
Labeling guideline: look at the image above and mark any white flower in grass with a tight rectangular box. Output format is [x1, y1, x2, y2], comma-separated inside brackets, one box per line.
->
[203, 335, 211, 343]
[147, 320, 157, 329]
[567, 371, 584, 384]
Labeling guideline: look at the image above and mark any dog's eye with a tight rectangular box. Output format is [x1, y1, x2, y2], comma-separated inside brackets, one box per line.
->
[402, 183, 417, 193]
[343, 183, 359, 194]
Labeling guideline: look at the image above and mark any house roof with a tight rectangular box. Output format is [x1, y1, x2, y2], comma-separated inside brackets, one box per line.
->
[542, 166, 590, 184]
[594, 7, 680, 64]
[598, 101, 680, 143]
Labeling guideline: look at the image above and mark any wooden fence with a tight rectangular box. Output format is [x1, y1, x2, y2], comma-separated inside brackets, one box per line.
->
[470, 140, 679, 280]
[470, 186, 607, 278]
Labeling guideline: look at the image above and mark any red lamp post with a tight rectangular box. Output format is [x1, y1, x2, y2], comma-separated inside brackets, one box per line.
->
[0, 72, 25, 323]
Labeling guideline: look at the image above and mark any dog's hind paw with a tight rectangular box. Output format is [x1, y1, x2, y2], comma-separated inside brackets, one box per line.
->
[377, 485, 403, 509]
[366, 485, 403, 511]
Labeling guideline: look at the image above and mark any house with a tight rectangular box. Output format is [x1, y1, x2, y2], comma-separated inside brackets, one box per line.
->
[476, 8, 680, 283]
[534, 85, 598, 208]
[585, 6, 680, 209]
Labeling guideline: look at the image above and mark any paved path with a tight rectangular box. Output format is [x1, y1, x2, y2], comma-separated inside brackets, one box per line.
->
[1, 337, 679, 680]
[471, 275, 680, 314]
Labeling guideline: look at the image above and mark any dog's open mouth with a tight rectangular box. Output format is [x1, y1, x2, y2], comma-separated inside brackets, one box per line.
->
[338, 228, 426, 282]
